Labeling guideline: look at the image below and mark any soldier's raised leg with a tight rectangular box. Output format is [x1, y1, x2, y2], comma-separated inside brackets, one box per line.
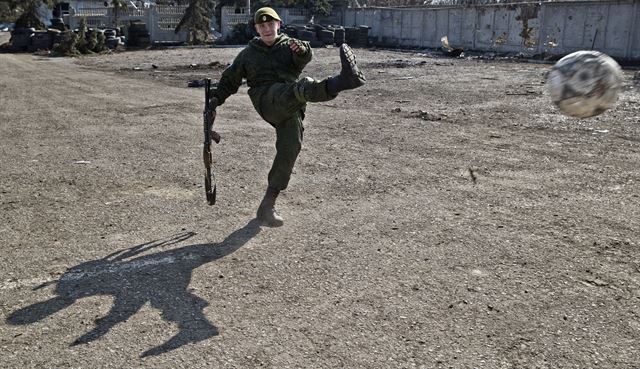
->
[326, 44, 366, 95]
[292, 44, 366, 103]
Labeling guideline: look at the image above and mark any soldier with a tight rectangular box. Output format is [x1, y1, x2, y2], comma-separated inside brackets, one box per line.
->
[209, 7, 365, 227]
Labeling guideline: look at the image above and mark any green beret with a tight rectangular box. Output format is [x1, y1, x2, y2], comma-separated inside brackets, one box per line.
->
[254, 7, 281, 24]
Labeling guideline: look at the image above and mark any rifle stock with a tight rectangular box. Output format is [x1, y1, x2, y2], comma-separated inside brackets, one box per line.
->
[203, 78, 220, 205]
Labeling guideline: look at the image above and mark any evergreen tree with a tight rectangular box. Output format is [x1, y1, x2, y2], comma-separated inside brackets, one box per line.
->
[0, 0, 22, 22]
[13, 0, 57, 29]
[4, 0, 66, 29]
[175, 0, 212, 44]
[53, 30, 80, 55]
[94, 30, 107, 52]
[76, 17, 89, 53]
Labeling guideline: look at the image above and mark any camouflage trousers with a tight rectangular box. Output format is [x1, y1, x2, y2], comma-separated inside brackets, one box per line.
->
[249, 77, 336, 191]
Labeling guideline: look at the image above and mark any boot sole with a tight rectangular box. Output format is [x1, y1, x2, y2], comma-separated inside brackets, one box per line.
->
[340, 44, 366, 87]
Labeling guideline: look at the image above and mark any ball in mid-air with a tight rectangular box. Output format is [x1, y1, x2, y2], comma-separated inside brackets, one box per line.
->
[547, 50, 623, 118]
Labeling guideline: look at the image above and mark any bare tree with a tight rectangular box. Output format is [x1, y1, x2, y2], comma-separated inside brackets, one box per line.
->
[110, 0, 128, 28]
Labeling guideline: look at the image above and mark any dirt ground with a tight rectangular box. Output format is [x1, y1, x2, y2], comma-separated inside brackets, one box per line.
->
[1, 33, 639, 368]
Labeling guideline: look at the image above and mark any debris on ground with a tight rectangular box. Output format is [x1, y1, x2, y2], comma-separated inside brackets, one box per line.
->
[440, 36, 464, 57]
[409, 110, 445, 121]
[188, 79, 207, 88]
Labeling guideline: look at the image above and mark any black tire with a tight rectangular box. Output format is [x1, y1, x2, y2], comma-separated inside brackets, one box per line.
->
[333, 28, 345, 46]
[318, 29, 334, 45]
[298, 30, 315, 42]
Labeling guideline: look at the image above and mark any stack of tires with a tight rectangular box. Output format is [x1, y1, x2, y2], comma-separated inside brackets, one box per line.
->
[9, 27, 35, 51]
[50, 18, 66, 31]
[317, 28, 334, 46]
[297, 26, 325, 47]
[357, 26, 370, 46]
[48, 28, 63, 46]
[22, 30, 53, 52]
[282, 24, 354, 48]
[297, 26, 316, 42]
[328, 25, 345, 46]
[283, 25, 299, 38]
[104, 28, 122, 49]
[345, 26, 370, 47]
[126, 21, 150, 48]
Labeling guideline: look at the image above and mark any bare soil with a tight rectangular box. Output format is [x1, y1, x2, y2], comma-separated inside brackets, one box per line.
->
[1, 40, 639, 368]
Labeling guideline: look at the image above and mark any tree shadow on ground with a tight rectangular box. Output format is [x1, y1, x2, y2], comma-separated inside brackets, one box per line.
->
[6, 219, 261, 357]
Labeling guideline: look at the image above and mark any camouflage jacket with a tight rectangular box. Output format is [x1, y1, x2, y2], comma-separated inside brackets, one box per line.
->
[214, 34, 312, 105]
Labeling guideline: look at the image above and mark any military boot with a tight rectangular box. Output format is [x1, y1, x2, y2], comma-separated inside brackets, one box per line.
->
[256, 187, 284, 227]
[327, 44, 366, 96]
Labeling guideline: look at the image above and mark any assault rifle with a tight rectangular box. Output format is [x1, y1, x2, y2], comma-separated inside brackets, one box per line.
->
[203, 78, 220, 205]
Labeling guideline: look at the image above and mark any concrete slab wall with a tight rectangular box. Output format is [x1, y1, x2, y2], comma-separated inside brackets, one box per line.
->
[64, 1, 639, 57]
[67, 5, 189, 43]
[220, 7, 310, 39]
[343, 0, 640, 60]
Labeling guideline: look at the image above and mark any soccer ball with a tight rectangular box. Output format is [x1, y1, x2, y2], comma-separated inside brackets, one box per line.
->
[547, 50, 623, 118]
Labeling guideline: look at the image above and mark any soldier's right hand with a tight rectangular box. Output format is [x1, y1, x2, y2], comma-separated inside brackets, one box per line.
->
[289, 39, 308, 55]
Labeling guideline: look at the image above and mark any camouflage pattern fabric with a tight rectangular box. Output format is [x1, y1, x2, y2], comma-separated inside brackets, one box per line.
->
[213, 34, 336, 190]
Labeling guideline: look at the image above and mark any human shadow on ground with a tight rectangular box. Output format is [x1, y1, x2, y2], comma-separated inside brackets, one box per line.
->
[7, 219, 261, 357]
